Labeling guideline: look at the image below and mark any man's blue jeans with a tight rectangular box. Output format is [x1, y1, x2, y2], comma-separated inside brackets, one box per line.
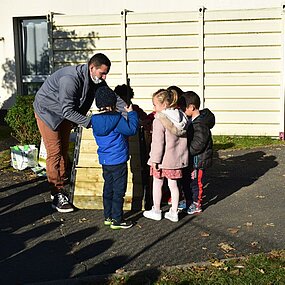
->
[102, 162, 128, 222]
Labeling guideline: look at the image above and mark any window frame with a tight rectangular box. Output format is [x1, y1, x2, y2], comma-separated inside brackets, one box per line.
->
[13, 16, 49, 96]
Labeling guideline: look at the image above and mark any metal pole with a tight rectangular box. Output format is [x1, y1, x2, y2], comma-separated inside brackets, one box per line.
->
[121, 9, 128, 85]
[198, 6, 205, 109]
[280, 4, 285, 140]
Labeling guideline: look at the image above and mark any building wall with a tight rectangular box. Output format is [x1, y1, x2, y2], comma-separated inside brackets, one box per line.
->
[0, 1, 284, 137]
[0, 0, 282, 108]
[51, 7, 285, 136]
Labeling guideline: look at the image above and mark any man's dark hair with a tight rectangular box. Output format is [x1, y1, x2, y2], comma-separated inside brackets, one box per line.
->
[88, 53, 111, 68]
[178, 91, 201, 111]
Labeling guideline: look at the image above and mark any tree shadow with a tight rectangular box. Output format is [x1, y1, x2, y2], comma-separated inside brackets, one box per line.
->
[0, 224, 103, 284]
[203, 150, 278, 209]
[125, 268, 161, 284]
[0, 175, 114, 284]
[0, 179, 48, 214]
[1, 26, 99, 118]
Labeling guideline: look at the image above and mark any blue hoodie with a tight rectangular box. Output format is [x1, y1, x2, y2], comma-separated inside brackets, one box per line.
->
[91, 111, 138, 165]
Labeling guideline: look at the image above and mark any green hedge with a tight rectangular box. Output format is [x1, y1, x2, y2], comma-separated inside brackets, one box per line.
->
[5, 95, 41, 145]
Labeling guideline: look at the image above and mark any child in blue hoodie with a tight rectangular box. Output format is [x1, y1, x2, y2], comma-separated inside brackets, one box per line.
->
[91, 86, 139, 229]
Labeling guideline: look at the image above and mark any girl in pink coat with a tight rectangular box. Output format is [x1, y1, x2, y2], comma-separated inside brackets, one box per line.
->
[143, 89, 188, 222]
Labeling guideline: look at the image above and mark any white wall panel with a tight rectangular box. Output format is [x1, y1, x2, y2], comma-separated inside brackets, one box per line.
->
[127, 61, 199, 74]
[204, 20, 282, 34]
[51, 7, 285, 137]
[53, 37, 121, 50]
[205, 86, 280, 99]
[127, 48, 199, 61]
[214, 111, 280, 124]
[205, 74, 280, 86]
[129, 74, 199, 88]
[213, 124, 280, 136]
[126, 22, 199, 36]
[127, 35, 199, 49]
[53, 25, 121, 38]
[53, 14, 122, 26]
[126, 12, 198, 23]
[204, 59, 281, 73]
[206, 98, 280, 111]
[205, 46, 281, 60]
[204, 8, 282, 21]
[205, 33, 281, 47]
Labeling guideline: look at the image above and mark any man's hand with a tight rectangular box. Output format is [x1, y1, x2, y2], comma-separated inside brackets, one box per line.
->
[124, 104, 133, 113]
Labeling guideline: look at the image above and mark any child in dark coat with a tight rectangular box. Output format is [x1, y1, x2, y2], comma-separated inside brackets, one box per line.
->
[91, 86, 139, 229]
[178, 91, 215, 214]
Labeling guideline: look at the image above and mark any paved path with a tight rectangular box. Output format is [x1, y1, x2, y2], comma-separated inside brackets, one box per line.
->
[0, 146, 284, 284]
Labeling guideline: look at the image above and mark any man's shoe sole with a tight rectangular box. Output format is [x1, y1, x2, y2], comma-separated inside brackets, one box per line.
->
[52, 204, 74, 213]
[110, 224, 133, 230]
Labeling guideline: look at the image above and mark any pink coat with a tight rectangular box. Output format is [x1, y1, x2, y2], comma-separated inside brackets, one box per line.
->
[148, 112, 188, 170]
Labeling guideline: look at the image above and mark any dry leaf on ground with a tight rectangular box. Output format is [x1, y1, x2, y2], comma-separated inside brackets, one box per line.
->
[200, 232, 210, 237]
[218, 242, 236, 252]
[227, 228, 239, 234]
[211, 260, 225, 267]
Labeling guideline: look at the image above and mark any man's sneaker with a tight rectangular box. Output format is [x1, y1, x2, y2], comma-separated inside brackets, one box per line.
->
[167, 197, 172, 205]
[104, 217, 112, 226]
[143, 207, 162, 221]
[51, 187, 69, 200]
[52, 193, 74, 213]
[165, 208, 179, 222]
[110, 220, 133, 229]
[187, 202, 202, 215]
[178, 200, 187, 211]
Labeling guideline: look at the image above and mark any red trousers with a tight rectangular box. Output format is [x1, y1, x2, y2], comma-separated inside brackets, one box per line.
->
[35, 113, 73, 193]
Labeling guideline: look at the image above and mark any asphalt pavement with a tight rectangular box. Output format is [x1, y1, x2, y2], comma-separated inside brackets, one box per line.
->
[0, 145, 284, 284]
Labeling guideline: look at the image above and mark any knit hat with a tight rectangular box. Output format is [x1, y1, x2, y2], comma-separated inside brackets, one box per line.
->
[95, 86, 117, 109]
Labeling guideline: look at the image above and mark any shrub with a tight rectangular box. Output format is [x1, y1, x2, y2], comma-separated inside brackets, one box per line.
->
[5, 95, 41, 145]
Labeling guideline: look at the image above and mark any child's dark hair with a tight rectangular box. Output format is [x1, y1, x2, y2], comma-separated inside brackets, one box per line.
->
[167, 85, 184, 97]
[178, 91, 200, 111]
[153, 88, 178, 108]
[114, 84, 134, 105]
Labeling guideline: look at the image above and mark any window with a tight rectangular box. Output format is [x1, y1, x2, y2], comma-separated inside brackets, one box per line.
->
[13, 17, 49, 95]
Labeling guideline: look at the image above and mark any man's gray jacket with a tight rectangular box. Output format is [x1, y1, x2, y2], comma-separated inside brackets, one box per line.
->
[33, 64, 126, 131]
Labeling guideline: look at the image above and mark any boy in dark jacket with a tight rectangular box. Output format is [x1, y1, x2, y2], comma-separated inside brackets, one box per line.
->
[178, 91, 215, 214]
[91, 86, 139, 229]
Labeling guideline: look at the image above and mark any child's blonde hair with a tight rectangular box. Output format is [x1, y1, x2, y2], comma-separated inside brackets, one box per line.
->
[152, 88, 178, 108]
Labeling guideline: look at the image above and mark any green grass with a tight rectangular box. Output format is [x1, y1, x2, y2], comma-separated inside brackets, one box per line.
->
[1, 129, 285, 169]
[108, 250, 285, 285]
[0, 149, 11, 171]
[213, 135, 285, 151]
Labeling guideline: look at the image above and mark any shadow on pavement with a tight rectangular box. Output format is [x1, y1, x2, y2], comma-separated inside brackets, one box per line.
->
[203, 150, 278, 209]
[0, 148, 281, 284]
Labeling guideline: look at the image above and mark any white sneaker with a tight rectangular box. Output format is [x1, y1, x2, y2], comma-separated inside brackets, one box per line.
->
[143, 207, 162, 221]
[165, 208, 179, 222]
